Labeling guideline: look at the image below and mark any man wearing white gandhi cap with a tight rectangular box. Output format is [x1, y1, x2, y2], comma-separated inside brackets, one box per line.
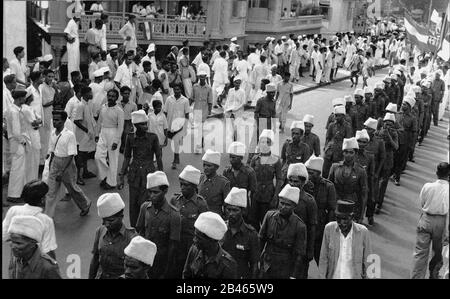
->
[223, 142, 257, 221]
[302, 114, 321, 157]
[281, 120, 312, 180]
[89, 193, 137, 279]
[259, 184, 307, 279]
[7, 215, 62, 279]
[183, 211, 238, 278]
[118, 109, 163, 227]
[136, 171, 181, 278]
[328, 137, 368, 223]
[248, 129, 283, 230]
[198, 149, 231, 216]
[169, 165, 208, 278]
[286, 162, 318, 279]
[120, 236, 157, 279]
[221, 187, 260, 279]
[305, 155, 337, 264]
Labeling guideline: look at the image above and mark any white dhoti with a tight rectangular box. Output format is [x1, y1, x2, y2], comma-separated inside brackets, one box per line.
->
[95, 128, 120, 187]
[290, 63, 300, 80]
[183, 78, 193, 99]
[323, 66, 331, 83]
[2, 136, 11, 176]
[439, 90, 449, 120]
[67, 39, 80, 80]
[315, 68, 323, 83]
[7, 141, 26, 198]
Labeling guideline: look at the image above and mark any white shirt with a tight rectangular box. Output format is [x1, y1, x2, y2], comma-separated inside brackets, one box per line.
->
[3, 87, 13, 114]
[26, 85, 43, 120]
[212, 57, 229, 84]
[48, 127, 78, 157]
[114, 62, 133, 88]
[100, 24, 107, 51]
[333, 226, 354, 279]
[2, 204, 57, 253]
[9, 57, 28, 83]
[65, 95, 83, 120]
[247, 53, 260, 70]
[197, 62, 211, 79]
[64, 19, 79, 40]
[419, 179, 449, 215]
[192, 52, 204, 69]
[224, 88, 246, 115]
[148, 111, 168, 145]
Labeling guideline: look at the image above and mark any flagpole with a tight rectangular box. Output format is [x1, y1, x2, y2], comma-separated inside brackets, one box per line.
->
[427, 0, 433, 27]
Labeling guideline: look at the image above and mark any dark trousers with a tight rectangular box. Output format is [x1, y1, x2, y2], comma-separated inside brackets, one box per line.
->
[120, 120, 133, 153]
[393, 143, 409, 180]
[366, 175, 377, 217]
[377, 164, 392, 208]
[431, 101, 440, 125]
[419, 111, 431, 141]
[129, 184, 147, 227]
[252, 201, 271, 231]
[409, 129, 419, 159]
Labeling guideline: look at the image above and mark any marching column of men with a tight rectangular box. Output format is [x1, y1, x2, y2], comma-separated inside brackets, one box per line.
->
[3, 18, 449, 279]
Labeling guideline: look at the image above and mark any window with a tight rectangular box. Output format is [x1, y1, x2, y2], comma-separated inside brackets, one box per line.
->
[249, 0, 269, 8]
[232, 0, 248, 18]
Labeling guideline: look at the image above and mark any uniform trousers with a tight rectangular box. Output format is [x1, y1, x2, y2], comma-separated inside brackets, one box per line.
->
[45, 156, 91, 218]
[7, 141, 26, 198]
[393, 143, 408, 181]
[95, 128, 121, 187]
[377, 164, 392, 208]
[431, 101, 440, 126]
[411, 213, 447, 279]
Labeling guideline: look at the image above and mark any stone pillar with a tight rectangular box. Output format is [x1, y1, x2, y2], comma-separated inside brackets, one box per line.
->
[3, 1, 27, 62]
[207, 0, 222, 39]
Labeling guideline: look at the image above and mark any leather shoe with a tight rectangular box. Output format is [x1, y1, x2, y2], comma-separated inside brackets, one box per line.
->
[82, 172, 97, 179]
[375, 207, 381, 215]
[367, 216, 374, 225]
[80, 201, 92, 217]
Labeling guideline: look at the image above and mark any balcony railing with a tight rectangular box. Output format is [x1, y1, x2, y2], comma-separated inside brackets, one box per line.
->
[78, 14, 207, 42]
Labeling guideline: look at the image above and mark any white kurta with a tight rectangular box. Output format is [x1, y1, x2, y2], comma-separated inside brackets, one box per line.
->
[64, 19, 81, 78]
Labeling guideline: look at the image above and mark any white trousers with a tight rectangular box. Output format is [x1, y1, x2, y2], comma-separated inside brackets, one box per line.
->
[183, 78, 193, 99]
[323, 66, 331, 83]
[439, 90, 449, 120]
[67, 40, 80, 80]
[290, 63, 299, 80]
[7, 141, 26, 198]
[95, 128, 120, 186]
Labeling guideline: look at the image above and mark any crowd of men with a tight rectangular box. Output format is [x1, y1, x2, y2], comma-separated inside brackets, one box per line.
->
[2, 11, 449, 279]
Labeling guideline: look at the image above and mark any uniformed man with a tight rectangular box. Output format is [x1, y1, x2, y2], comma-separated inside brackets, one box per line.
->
[89, 193, 137, 279]
[322, 105, 353, 178]
[183, 211, 238, 278]
[305, 155, 337, 265]
[223, 142, 257, 220]
[118, 110, 162, 227]
[393, 96, 417, 186]
[363, 118, 385, 224]
[301, 114, 321, 157]
[254, 82, 276, 137]
[136, 171, 181, 278]
[328, 138, 368, 223]
[364, 87, 377, 118]
[169, 165, 209, 278]
[259, 184, 307, 279]
[286, 163, 318, 278]
[281, 121, 312, 180]
[354, 130, 375, 225]
[353, 88, 368, 132]
[373, 82, 387, 119]
[198, 149, 231, 216]
[418, 80, 432, 144]
[409, 86, 424, 162]
[221, 187, 260, 279]
[344, 95, 357, 134]
[383, 75, 396, 105]
[389, 73, 401, 106]
[325, 98, 346, 129]
[376, 113, 398, 214]
[250, 129, 283, 230]
[7, 215, 61, 279]
[120, 236, 157, 279]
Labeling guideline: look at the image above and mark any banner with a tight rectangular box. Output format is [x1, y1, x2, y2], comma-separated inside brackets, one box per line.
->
[437, 4, 449, 61]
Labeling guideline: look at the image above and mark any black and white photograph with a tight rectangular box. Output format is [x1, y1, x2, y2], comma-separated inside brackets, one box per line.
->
[1, 0, 449, 284]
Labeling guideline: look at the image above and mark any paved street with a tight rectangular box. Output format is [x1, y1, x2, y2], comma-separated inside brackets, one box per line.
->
[3, 69, 448, 278]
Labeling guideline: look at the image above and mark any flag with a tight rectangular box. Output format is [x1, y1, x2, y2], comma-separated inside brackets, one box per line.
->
[437, 4, 449, 61]
[404, 13, 436, 52]
[431, 9, 442, 25]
